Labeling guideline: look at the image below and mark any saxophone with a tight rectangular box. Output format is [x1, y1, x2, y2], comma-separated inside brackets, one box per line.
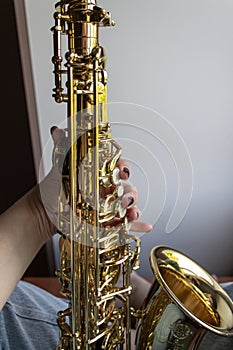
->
[51, 1, 140, 348]
[50, 1, 233, 349]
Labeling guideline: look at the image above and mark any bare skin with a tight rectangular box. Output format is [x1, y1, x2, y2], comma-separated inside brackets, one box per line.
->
[0, 128, 152, 310]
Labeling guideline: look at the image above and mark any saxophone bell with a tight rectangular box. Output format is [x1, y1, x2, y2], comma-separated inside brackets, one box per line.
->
[135, 246, 233, 349]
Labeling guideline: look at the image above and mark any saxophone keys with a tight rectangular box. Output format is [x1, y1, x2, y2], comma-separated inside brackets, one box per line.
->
[112, 167, 121, 185]
[117, 184, 124, 197]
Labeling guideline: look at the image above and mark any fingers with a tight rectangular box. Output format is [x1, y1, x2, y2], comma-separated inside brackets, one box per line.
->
[116, 158, 130, 180]
[121, 184, 138, 209]
[126, 207, 140, 222]
[119, 173, 152, 233]
[50, 131, 131, 181]
[47, 131, 153, 233]
[116, 161, 151, 232]
[126, 207, 153, 233]
[50, 126, 64, 144]
[101, 160, 132, 197]
[130, 220, 153, 233]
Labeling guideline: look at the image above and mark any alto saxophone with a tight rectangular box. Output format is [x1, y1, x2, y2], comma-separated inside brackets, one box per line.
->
[51, 1, 140, 348]
[50, 1, 233, 349]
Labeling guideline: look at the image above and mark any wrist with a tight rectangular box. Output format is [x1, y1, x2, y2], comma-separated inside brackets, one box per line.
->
[27, 185, 57, 243]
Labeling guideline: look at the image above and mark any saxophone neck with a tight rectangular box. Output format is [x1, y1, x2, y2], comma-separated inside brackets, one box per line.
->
[67, 0, 114, 56]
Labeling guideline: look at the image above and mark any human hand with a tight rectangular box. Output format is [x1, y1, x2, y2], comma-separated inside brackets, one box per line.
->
[109, 158, 152, 233]
[39, 127, 152, 239]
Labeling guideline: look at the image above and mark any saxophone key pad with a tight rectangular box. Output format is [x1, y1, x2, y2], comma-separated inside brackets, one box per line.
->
[112, 167, 121, 185]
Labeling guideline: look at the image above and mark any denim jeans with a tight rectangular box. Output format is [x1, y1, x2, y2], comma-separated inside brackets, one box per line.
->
[0, 281, 67, 350]
[1, 281, 233, 349]
[199, 282, 233, 350]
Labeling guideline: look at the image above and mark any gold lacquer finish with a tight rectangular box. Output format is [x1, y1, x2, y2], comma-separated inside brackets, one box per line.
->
[50, 2, 233, 350]
[51, 1, 139, 349]
[136, 247, 233, 349]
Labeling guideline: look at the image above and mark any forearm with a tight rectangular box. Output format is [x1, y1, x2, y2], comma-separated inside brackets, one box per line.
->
[131, 271, 151, 310]
[0, 186, 54, 309]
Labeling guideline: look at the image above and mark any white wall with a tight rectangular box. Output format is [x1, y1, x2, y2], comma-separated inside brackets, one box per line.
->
[24, 0, 233, 277]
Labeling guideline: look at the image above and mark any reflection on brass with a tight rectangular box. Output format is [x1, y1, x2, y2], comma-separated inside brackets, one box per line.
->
[136, 247, 233, 349]
[160, 266, 220, 326]
[51, 1, 140, 349]
[49, 1, 233, 349]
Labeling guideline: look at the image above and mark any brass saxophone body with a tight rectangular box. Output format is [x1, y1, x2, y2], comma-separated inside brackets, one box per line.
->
[52, 1, 139, 349]
[50, 1, 233, 349]
[136, 246, 233, 349]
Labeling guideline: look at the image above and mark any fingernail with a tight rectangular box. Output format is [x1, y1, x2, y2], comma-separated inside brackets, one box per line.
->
[123, 167, 130, 178]
[122, 194, 134, 208]
[128, 196, 134, 207]
[50, 126, 57, 135]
